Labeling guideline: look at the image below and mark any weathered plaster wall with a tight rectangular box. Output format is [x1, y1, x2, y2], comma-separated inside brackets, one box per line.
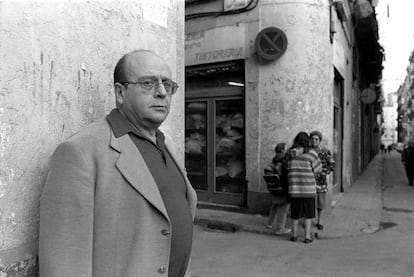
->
[0, 1, 184, 275]
[257, 0, 332, 193]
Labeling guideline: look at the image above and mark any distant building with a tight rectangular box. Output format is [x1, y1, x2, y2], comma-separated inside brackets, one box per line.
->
[381, 92, 398, 146]
[397, 50, 414, 143]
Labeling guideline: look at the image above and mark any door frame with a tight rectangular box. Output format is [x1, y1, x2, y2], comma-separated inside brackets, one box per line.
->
[333, 69, 344, 193]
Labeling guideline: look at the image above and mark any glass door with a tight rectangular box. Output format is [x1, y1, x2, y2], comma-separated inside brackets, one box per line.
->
[215, 99, 244, 195]
[185, 97, 245, 206]
[185, 101, 208, 191]
[185, 61, 246, 206]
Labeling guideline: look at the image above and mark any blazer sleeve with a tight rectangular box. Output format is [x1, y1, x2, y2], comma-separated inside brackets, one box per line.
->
[39, 141, 94, 277]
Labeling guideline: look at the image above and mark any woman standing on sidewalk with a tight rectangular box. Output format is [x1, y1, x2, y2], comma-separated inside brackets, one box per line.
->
[310, 130, 335, 231]
[287, 132, 322, 243]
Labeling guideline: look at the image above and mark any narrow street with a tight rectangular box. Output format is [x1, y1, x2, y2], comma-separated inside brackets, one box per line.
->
[191, 151, 414, 277]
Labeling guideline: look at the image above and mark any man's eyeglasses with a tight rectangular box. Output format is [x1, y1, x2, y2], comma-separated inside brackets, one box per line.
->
[121, 77, 178, 95]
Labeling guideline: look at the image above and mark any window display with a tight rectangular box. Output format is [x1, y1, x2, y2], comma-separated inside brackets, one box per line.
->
[215, 99, 244, 193]
[185, 101, 208, 191]
[185, 60, 245, 205]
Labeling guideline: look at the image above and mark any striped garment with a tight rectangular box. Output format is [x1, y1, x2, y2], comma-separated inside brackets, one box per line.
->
[288, 149, 323, 198]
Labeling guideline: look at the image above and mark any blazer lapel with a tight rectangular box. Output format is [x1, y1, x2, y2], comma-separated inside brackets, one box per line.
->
[110, 132, 169, 220]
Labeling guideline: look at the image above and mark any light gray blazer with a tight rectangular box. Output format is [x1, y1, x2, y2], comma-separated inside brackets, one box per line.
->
[39, 118, 197, 277]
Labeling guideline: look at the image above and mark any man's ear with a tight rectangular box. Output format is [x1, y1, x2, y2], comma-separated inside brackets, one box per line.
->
[114, 83, 124, 106]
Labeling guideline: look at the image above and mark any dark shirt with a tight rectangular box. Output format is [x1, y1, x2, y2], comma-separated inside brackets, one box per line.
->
[402, 146, 414, 165]
[107, 109, 193, 277]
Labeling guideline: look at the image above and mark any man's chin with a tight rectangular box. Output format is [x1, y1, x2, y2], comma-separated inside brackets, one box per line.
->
[149, 115, 168, 126]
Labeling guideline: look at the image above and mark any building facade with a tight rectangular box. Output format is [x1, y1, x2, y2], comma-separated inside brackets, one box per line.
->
[185, 0, 383, 213]
[397, 50, 414, 144]
[381, 92, 398, 147]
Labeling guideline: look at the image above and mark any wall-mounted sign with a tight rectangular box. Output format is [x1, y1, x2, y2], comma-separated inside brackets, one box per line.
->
[360, 88, 376, 104]
[185, 24, 247, 66]
[255, 27, 288, 61]
[224, 0, 249, 11]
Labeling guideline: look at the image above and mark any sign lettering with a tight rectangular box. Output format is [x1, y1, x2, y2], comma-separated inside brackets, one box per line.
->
[194, 48, 243, 62]
[185, 31, 205, 42]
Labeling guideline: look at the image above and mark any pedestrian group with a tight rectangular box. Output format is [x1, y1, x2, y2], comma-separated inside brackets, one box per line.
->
[264, 130, 335, 243]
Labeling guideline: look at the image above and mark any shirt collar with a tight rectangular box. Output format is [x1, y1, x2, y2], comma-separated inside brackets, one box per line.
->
[106, 108, 165, 145]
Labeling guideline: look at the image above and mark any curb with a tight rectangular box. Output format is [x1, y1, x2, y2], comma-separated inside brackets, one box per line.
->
[194, 218, 241, 233]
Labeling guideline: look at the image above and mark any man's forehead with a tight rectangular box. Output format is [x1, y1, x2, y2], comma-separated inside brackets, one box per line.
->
[125, 52, 171, 77]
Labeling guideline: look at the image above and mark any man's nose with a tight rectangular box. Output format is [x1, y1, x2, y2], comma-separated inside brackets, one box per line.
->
[154, 79, 168, 97]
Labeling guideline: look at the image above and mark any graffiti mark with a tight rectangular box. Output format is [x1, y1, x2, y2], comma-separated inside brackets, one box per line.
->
[32, 62, 37, 98]
[48, 60, 54, 109]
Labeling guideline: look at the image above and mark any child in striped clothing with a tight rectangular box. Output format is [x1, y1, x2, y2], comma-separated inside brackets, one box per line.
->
[287, 132, 322, 243]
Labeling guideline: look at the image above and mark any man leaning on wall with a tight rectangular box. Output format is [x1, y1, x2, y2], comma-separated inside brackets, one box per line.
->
[39, 49, 197, 277]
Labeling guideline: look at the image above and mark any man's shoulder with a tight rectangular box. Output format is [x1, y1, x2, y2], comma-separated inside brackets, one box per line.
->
[64, 118, 111, 147]
[50, 118, 113, 166]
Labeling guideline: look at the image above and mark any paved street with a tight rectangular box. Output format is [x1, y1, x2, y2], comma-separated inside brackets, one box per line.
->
[191, 151, 414, 277]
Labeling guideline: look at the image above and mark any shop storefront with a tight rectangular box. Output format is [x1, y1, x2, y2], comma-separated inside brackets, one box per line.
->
[185, 0, 382, 213]
[185, 61, 246, 206]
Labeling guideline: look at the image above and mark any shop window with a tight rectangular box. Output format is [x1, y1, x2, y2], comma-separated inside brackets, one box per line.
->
[185, 61, 246, 206]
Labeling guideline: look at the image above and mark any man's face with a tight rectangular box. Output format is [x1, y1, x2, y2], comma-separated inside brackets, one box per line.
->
[311, 135, 321, 148]
[116, 52, 174, 131]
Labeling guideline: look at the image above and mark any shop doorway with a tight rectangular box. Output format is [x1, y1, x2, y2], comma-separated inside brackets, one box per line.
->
[185, 61, 246, 206]
[333, 70, 344, 193]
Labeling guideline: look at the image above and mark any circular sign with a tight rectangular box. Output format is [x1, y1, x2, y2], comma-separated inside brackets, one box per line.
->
[360, 88, 376, 104]
[255, 27, 288, 61]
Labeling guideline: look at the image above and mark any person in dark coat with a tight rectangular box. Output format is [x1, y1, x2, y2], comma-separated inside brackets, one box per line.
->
[264, 143, 291, 235]
[402, 138, 414, 186]
[380, 143, 385, 154]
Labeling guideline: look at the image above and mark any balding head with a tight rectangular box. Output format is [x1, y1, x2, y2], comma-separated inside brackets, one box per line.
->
[113, 50, 169, 84]
[112, 50, 174, 136]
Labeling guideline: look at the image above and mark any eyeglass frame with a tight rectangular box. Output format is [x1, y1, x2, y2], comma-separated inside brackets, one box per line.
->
[119, 76, 179, 96]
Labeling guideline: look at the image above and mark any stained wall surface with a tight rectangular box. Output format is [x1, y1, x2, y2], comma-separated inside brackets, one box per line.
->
[0, 1, 184, 275]
[255, 0, 332, 194]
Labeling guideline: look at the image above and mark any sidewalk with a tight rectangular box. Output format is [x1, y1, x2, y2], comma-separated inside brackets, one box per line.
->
[195, 154, 384, 239]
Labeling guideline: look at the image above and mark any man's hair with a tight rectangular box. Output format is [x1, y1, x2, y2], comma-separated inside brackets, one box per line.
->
[113, 49, 157, 84]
